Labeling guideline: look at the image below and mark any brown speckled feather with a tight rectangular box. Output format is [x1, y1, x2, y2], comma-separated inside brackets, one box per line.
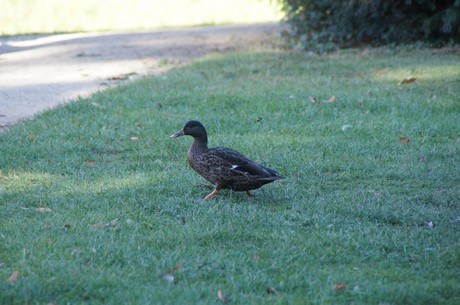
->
[189, 146, 283, 191]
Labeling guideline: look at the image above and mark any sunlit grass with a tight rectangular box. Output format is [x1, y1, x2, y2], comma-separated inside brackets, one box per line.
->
[1, 0, 282, 35]
[0, 47, 459, 304]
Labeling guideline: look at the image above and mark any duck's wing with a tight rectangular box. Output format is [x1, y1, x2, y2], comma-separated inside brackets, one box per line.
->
[207, 147, 281, 178]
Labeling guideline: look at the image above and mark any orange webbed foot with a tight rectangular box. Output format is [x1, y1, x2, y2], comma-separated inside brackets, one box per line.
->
[204, 189, 219, 200]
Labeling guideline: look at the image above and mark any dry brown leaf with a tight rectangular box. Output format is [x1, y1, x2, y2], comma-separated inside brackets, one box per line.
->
[333, 282, 347, 290]
[218, 290, 230, 303]
[398, 77, 417, 85]
[7, 271, 19, 282]
[93, 218, 118, 229]
[324, 96, 336, 103]
[85, 160, 96, 167]
[109, 72, 137, 81]
[266, 287, 276, 294]
[162, 262, 182, 284]
[143, 56, 155, 62]
[309, 96, 317, 103]
[399, 137, 410, 143]
[165, 262, 183, 274]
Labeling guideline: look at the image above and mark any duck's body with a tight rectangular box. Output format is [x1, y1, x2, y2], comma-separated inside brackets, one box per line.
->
[171, 120, 284, 200]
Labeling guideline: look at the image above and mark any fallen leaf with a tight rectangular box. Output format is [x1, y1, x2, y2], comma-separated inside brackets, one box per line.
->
[309, 96, 317, 103]
[7, 271, 19, 282]
[76, 52, 100, 57]
[323, 96, 336, 103]
[63, 224, 71, 229]
[142, 56, 155, 61]
[398, 77, 416, 85]
[217, 290, 230, 303]
[109, 72, 137, 81]
[35, 207, 51, 212]
[92, 218, 118, 229]
[161, 262, 182, 284]
[266, 287, 276, 294]
[109, 219, 118, 226]
[85, 160, 96, 167]
[399, 137, 410, 143]
[333, 282, 347, 290]
[129, 136, 139, 141]
[165, 262, 183, 274]
[28, 134, 36, 141]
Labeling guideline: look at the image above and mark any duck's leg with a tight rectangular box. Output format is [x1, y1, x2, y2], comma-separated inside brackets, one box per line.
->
[204, 189, 219, 200]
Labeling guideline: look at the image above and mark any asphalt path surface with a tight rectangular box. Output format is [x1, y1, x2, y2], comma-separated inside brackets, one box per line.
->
[0, 23, 279, 127]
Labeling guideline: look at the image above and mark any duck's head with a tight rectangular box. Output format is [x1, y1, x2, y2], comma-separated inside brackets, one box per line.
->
[170, 120, 207, 140]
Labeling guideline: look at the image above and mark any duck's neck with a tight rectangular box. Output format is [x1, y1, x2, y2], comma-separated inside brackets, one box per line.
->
[190, 134, 208, 154]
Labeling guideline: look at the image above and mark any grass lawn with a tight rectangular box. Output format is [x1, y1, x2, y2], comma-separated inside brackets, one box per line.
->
[0, 45, 459, 304]
[1, 0, 281, 36]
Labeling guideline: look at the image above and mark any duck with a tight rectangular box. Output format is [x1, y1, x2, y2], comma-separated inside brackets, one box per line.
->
[170, 120, 285, 200]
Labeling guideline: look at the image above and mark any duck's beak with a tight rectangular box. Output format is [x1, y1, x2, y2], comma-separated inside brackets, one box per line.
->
[170, 129, 184, 138]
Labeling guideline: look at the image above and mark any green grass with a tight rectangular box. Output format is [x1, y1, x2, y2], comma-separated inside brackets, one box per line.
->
[1, 46, 459, 304]
[1, 0, 282, 36]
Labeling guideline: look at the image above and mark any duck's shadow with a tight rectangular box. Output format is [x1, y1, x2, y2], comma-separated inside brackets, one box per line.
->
[192, 182, 291, 206]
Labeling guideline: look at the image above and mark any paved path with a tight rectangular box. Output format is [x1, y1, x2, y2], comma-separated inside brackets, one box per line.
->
[0, 23, 279, 126]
